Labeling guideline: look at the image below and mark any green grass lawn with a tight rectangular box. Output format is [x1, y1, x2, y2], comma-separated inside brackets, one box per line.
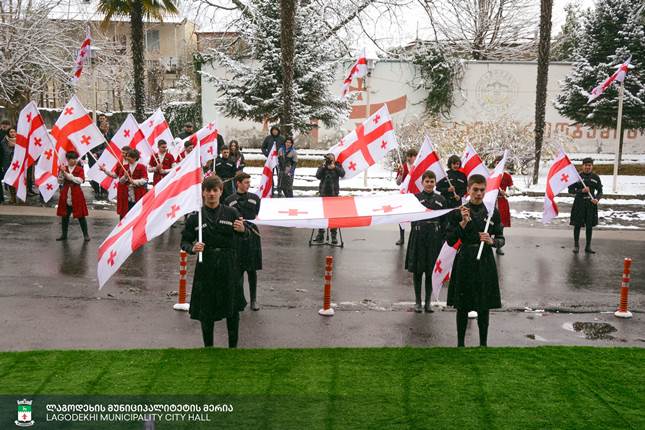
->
[0, 347, 642, 429]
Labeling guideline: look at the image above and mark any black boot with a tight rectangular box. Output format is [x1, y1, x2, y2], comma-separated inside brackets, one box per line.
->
[200, 320, 214, 347]
[413, 273, 423, 313]
[227, 314, 240, 348]
[331, 229, 338, 245]
[396, 228, 404, 246]
[313, 229, 324, 243]
[56, 216, 69, 241]
[496, 246, 504, 255]
[248, 271, 259, 311]
[457, 310, 468, 347]
[573, 243, 579, 254]
[79, 217, 90, 241]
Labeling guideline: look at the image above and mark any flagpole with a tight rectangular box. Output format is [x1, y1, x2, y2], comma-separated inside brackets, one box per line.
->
[612, 80, 624, 193]
[197, 137, 203, 263]
[476, 213, 493, 261]
[363, 75, 370, 188]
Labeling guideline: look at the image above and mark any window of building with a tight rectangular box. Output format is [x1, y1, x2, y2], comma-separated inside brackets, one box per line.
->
[145, 30, 160, 53]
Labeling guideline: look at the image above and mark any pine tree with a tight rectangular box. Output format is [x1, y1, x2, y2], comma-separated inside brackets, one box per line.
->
[555, 0, 645, 163]
[551, 3, 583, 62]
[201, 0, 351, 134]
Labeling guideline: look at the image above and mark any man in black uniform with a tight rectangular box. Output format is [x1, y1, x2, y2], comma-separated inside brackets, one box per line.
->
[446, 174, 504, 347]
[568, 157, 602, 254]
[225, 172, 262, 311]
[214, 145, 237, 202]
[436, 155, 467, 208]
[181, 176, 248, 348]
[405, 171, 448, 313]
[314, 153, 345, 244]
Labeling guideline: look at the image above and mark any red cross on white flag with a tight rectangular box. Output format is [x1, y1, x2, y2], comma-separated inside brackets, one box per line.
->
[461, 142, 489, 179]
[400, 135, 447, 194]
[254, 144, 279, 199]
[542, 150, 583, 224]
[328, 104, 398, 180]
[97, 145, 203, 288]
[2, 102, 52, 202]
[71, 29, 91, 84]
[431, 239, 462, 300]
[35, 95, 105, 202]
[341, 48, 368, 97]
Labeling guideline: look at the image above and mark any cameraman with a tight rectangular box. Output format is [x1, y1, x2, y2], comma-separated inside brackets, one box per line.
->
[314, 153, 345, 244]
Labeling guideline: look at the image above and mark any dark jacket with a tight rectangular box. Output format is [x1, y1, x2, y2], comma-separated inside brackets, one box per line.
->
[181, 205, 249, 322]
[215, 156, 237, 200]
[405, 191, 448, 274]
[446, 202, 504, 311]
[261, 133, 285, 157]
[316, 163, 345, 197]
[225, 191, 262, 271]
[436, 169, 467, 208]
[568, 172, 603, 227]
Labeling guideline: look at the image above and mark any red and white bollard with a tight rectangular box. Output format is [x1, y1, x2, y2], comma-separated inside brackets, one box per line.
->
[173, 250, 190, 311]
[614, 258, 633, 319]
[319, 256, 335, 316]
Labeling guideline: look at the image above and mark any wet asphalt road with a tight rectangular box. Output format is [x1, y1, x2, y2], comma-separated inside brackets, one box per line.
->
[0, 203, 643, 350]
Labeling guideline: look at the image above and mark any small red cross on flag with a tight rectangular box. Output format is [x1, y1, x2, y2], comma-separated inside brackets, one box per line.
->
[64, 107, 74, 115]
[166, 204, 180, 219]
[434, 260, 442, 274]
[46, 183, 54, 190]
[279, 208, 309, 216]
[348, 161, 357, 171]
[124, 129, 131, 138]
[80, 135, 92, 145]
[44, 149, 53, 160]
[372, 204, 401, 213]
[560, 173, 569, 182]
[34, 137, 42, 146]
[26, 112, 32, 122]
[107, 250, 117, 266]
[11, 161, 20, 171]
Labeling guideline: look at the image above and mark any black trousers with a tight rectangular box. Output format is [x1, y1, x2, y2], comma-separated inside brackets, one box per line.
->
[573, 224, 593, 247]
[60, 205, 88, 238]
[413, 273, 431, 306]
[244, 271, 258, 302]
[200, 313, 240, 348]
[456, 308, 490, 347]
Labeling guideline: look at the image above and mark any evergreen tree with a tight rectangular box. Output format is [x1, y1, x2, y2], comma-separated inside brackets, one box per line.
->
[201, 0, 351, 134]
[551, 3, 583, 62]
[555, 0, 645, 163]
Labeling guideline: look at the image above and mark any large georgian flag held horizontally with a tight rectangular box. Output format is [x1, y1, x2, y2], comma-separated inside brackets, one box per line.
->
[139, 109, 174, 160]
[87, 114, 145, 200]
[482, 150, 508, 214]
[461, 142, 489, 179]
[400, 135, 446, 194]
[542, 150, 582, 224]
[431, 239, 462, 301]
[254, 193, 454, 229]
[253, 143, 279, 199]
[97, 147, 203, 288]
[3, 102, 52, 201]
[35, 95, 105, 202]
[341, 48, 368, 97]
[328, 104, 398, 180]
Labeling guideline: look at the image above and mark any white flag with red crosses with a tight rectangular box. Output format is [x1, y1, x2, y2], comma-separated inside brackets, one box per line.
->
[140, 109, 174, 157]
[97, 146, 203, 288]
[542, 150, 582, 224]
[329, 104, 398, 180]
[400, 135, 446, 194]
[461, 142, 489, 179]
[185, 120, 220, 166]
[587, 58, 633, 103]
[431, 240, 461, 300]
[3, 102, 52, 201]
[71, 29, 91, 84]
[35, 95, 105, 202]
[254, 143, 279, 199]
[341, 48, 368, 97]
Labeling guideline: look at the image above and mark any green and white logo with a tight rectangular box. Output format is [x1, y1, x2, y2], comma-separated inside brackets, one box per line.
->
[15, 399, 35, 427]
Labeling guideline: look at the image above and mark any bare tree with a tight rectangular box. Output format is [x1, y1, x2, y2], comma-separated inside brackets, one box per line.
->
[417, 0, 538, 60]
[0, 0, 79, 119]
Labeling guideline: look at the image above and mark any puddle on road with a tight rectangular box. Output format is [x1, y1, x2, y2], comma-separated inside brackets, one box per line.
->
[571, 322, 617, 340]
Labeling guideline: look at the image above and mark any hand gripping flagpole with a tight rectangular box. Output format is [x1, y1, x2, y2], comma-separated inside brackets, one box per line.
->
[476, 212, 493, 261]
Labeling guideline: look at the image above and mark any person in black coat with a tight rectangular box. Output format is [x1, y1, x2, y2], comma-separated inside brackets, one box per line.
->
[214, 145, 237, 202]
[314, 153, 345, 244]
[181, 176, 249, 348]
[446, 174, 504, 347]
[436, 154, 467, 208]
[568, 157, 602, 254]
[225, 172, 262, 311]
[261, 126, 285, 157]
[405, 171, 448, 313]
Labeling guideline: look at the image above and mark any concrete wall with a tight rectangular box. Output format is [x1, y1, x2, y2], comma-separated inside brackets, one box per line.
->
[201, 60, 645, 154]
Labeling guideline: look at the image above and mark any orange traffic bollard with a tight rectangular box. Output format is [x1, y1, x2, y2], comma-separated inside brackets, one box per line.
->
[173, 250, 190, 311]
[319, 256, 335, 316]
[614, 258, 633, 318]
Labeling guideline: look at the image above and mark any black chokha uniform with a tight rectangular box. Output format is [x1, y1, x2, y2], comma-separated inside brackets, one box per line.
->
[214, 156, 237, 201]
[225, 191, 262, 310]
[568, 170, 603, 253]
[181, 204, 248, 348]
[405, 190, 448, 312]
[446, 202, 504, 347]
[436, 170, 467, 208]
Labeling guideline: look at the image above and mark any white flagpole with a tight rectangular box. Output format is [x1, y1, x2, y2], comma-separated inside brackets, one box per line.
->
[197, 137, 203, 263]
[363, 75, 370, 188]
[476, 213, 493, 261]
[612, 80, 624, 193]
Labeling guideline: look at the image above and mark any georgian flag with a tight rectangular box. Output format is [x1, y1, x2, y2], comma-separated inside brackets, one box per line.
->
[461, 142, 489, 179]
[588, 58, 633, 103]
[185, 121, 220, 166]
[97, 146, 203, 288]
[254, 193, 454, 229]
[329, 104, 398, 180]
[482, 150, 508, 214]
[3, 102, 52, 201]
[254, 143, 279, 199]
[140, 109, 174, 158]
[431, 239, 462, 301]
[35, 95, 105, 202]
[341, 48, 368, 97]
[71, 29, 91, 84]
[542, 151, 582, 224]
[87, 114, 144, 200]
[400, 135, 446, 194]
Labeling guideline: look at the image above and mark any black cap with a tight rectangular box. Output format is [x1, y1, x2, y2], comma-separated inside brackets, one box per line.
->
[582, 157, 593, 164]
